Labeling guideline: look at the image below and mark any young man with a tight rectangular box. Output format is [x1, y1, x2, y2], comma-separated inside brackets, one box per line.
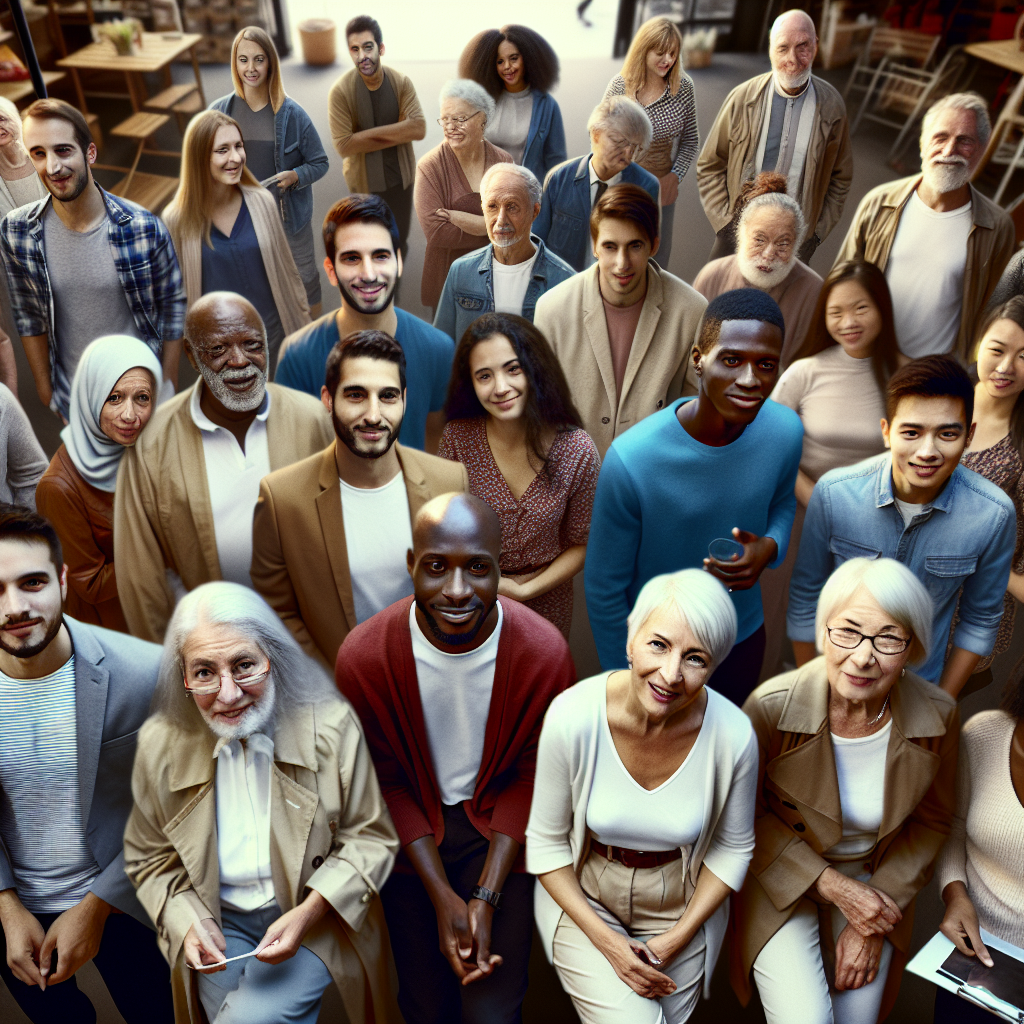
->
[337, 493, 575, 1024]
[534, 183, 706, 457]
[585, 289, 804, 705]
[0, 98, 184, 420]
[328, 15, 426, 257]
[789, 355, 1016, 697]
[275, 194, 454, 453]
[0, 506, 173, 1024]
[252, 330, 467, 670]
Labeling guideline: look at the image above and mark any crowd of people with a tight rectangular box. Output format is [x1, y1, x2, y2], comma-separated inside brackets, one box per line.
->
[0, 7, 1023, 1024]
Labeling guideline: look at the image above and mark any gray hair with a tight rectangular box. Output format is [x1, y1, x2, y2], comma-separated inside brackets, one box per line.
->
[480, 162, 542, 207]
[587, 95, 653, 154]
[439, 78, 496, 128]
[148, 582, 339, 734]
[0, 96, 21, 131]
[626, 569, 737, 670]
[738, 190, 807, 246]
[814, 557, 933, 666]
[921, 91, 991, 150]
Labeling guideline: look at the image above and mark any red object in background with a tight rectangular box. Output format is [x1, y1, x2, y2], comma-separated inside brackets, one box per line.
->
[0, 61, 29, 81]
[991, 12, 1021, 40]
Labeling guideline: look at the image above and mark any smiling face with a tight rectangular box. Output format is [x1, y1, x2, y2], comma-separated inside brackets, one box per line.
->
[881, 394, 969, 503]
[977, 318, 1024, 402]
[496, 39, 526, 91]
[645, 44, 677, 82]
[770, 11, 817, 91]
[595, 217, 654, 307]
[440, 96, 486, 152]
[921, 106, 982, 194]
[695, 319, 783, 427]
[186, 297, 268, 413]
[737, 205, 798, 289]
[590, 125, 637, 179]
[235, 38, 268, 93]
[326, 220, 400, 315]
[0, 539, 66, 659]
[209, 123, 245, 185]
[825, 279, 882, 359]
[348, 30, 383, 78]
[325, 354, 405, 459]
[23, 116, 95, 203]
[98, 366, 156, 447]
[469, 334, 528, 422]
[482, 170, 538, 250]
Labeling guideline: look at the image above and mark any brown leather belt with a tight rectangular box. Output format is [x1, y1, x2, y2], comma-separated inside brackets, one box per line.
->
[591, 842, 682, 869]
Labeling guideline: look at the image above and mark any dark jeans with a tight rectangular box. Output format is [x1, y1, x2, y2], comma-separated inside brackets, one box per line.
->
[709, 624, 767, 706]
[933, 984, 1001, 1023]
[382, 803, 535, 1024]
[0, 908, 173, 1024]
[375, 182, 414, 260]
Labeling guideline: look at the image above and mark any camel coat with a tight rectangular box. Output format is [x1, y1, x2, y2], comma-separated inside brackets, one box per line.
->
[124, 699, 400, 1024]
[731, 659, 959, 1018]
[533, 261, 705, 457]
[113, 380, 334, 642]
[251, 441, 469, 670]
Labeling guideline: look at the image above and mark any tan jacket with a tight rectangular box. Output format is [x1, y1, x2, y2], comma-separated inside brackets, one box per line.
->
[328, 65, 425, 194]
[124, 699, 400, 1024]
[251, 441, 469, 669]
[833, 175, 1015, 360]
[533, 262, 705, 457]
[731, 659, 959, 1015]
[113, 381, 334, 643]
[696, 72, 853, 242]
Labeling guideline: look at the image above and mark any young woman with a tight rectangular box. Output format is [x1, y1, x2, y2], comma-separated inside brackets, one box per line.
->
[459, 24, 566, 182]
[603, 16, 698, 270]
[438, 312, 600, 637]
[209, 27, 329, 316]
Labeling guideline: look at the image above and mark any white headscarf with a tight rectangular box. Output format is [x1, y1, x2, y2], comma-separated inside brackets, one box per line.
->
[61, 336, 163, 493]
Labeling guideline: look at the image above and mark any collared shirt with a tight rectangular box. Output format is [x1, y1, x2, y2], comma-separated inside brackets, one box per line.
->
[189, 383, 271, 588]
[586, 158, 623, 268]
[788, 452, 1017, 682]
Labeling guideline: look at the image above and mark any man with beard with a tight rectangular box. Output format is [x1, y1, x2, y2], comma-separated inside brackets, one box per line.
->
[251, 330, 467, 669]
[113, 292, 333, 643]
[0, 98, 184, 421]
[835, 92, 1014, 362]
[337, 492, 574, 1024]
[275, 194, 454, 453]
[0, 505, 174, 1024]
[697, 9, 852, 265]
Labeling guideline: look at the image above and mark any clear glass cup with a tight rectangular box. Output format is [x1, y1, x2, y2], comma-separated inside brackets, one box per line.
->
[708, 537, 745, 562]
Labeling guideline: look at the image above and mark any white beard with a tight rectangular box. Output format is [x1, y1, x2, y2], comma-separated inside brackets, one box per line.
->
[922, 159, 971, 195]
[737, 250, 794, 290]
[775, 67, 811, 92]
[202, 677, 276, 741]
[199, 361, 268, 413]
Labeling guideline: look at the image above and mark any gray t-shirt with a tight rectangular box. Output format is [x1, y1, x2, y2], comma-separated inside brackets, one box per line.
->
[362, 72, 403, 191]
[231, 98, 277, 185]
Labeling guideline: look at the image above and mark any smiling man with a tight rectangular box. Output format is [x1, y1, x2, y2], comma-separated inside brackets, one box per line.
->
[789, 355, 1016, 696]
[337, 492, 574, 1024]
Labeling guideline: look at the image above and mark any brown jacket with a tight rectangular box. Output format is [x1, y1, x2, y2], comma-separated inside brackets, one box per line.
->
[731, 659, 959, 1015]
[533, 262, 705, 457]
[833, 175, 1015, 360]
[696, 72, 853, 242]
[113, 381, 334, 643]
[251, 442, 468, 670]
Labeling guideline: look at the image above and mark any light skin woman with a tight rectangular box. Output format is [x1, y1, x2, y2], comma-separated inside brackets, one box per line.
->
[632, 41, 680, 206]
[436, 95, 490, 234]
[100, 368, 154, 446]
[208, 122, 248, 238]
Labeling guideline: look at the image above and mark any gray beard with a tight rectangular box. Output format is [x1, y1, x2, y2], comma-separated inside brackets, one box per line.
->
[202, 677, 276, 741]
[775, 68, 811, 92]
[923, 160, 971, 195]
[737, 250, 794, 290]
[199, 361, 267, 413]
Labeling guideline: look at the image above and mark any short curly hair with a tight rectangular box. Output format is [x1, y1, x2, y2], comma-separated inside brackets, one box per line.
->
[458, 25, 560, 100]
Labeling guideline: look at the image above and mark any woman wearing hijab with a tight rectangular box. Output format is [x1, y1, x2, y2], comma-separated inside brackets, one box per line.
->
[35, 335, 162, 631]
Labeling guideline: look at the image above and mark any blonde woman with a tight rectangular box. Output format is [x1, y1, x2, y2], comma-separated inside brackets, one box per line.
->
[603, 17, 698, 269]
[162, 110, 309, 370]
[209, 27, 328, 316]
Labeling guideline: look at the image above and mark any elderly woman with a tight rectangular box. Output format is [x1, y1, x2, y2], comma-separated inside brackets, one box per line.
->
[527, 568, 758, 1023]
[414, 79, 512, 309]
[123, 582, 399, 1024]
[733, 557, 959, 1024]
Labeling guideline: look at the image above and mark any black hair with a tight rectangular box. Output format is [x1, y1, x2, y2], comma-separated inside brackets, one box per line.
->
[345, 15, 382, 46]
[885, 355, 975, 428]
[697, 288, 786, 354]
[322, 193, 399, 263]
[0, 504, 63, 573]
[325, 330, 407, 397]
[458, 25, 560, 100]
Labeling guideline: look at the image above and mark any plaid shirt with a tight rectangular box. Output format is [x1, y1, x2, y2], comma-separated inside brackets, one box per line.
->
[0, 184, 185, 417]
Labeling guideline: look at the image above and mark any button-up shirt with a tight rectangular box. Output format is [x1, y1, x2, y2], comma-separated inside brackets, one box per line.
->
[586, 159, 623, 268]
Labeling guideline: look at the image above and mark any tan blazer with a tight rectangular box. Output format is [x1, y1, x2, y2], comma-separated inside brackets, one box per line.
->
[113, 381, 334, 643]
[124, 699, 400, 1024]
[533, 261, 706, 457]
[251, 442, 469, 669]
[731, 659, 959, 1016]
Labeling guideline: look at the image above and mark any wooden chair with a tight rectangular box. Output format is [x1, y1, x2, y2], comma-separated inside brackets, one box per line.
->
[144, 82, 200, 133]
[108, 111, 177, 210]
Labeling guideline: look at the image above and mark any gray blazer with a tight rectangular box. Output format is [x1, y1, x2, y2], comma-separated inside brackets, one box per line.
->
[0, 616, 162, 925]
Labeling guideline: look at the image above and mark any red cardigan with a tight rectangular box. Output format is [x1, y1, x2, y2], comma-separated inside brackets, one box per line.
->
[336, 596, 575, 858]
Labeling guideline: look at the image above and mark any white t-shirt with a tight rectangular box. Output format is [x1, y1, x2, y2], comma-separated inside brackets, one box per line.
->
[828, 720, 892, 859]
[491, 250, 537, 316]
[893, 496, 932, 527]
[409, 601, 502, 806]
[886, 191, 972, 358]
[340, 471, 414, 624]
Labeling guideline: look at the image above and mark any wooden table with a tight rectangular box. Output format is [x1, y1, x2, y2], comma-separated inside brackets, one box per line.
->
[965, 40, 1024, 178]
[0, 70, 65, 104]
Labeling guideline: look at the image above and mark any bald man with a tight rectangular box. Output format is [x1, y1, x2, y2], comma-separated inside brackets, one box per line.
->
[696, 8, 852, 264]
[114, 292, 334, 642]
[337, 493, 575, 1024]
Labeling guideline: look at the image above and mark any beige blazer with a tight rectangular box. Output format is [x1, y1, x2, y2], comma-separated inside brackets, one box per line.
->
[533, 262, 706, 457]
[124, 699, 400, 1024]
[251, 441, 469, 669]
[113, 381, 334, 643]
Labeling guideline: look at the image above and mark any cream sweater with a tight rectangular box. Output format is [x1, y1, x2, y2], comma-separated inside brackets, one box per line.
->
[937, 710, 1024, 946]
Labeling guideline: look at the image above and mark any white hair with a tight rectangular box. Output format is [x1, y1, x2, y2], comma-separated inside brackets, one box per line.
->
[480, 162, 542, 207]
[921, 91, 991, 150]
[626, 569, 737, 670]
[439, 78, 496, 127]
[738, 190, 807, 246]
[769, 9, 817, 46]
[814, 557, 933, 666]
[587, 95, 653, 153]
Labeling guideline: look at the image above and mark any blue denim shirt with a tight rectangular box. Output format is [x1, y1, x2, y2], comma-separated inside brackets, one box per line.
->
[788, 452, 1017, 682]
[521, 91, 567, 183]
[432, 236, 575, 342]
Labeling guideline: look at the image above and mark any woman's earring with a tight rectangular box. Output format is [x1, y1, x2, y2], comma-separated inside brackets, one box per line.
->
[901, 668, 906, 677]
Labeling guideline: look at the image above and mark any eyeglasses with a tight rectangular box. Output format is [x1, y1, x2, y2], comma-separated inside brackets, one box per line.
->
[438, 112, 483, 128]
[181, 658, 271, 696]
[826, 626, 910, 656]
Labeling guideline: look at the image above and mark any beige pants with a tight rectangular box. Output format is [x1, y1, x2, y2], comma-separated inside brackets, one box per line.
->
[552, 851, 705, 1024]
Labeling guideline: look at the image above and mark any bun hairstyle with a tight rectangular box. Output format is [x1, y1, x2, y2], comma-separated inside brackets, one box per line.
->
[734, 170, 806, 246]
[734, 170, 789, 215]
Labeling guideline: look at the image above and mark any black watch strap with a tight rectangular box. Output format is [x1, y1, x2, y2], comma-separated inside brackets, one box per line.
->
[471, 885, 502, 909]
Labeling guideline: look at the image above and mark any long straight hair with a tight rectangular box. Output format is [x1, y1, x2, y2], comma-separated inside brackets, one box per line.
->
[971, 296, 1024, 454]
[230, 26, 286, 113]
[621, 17, 684, 98]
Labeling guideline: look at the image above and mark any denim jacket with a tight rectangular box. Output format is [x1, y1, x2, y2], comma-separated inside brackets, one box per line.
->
[209, 94, 329, 234]
[788, 452, 1016, 682]
[521, 91, 567, 183]
[432, 235, 575, 342]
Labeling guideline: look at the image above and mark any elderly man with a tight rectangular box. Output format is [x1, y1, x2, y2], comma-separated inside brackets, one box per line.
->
[697, 9, 852, 264]
[534, 95, 659, 271]
[433, 164, 574, 343]
[0, 506, 173, 1024]
[835, 92, 1014, 361]
[337, 493, 575, 1024]
[123, 582, 399, 1024]
[114, 292, 333, 643]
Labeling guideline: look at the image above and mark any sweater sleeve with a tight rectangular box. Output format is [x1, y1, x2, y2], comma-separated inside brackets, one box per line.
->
[524, 693, 576, 875]
[763, 411, 803, 568]
[4, 393, 47, 505]
[414, 151, 477, 248]
[701, 725, 758, 892]
[671, 75, 700, 181]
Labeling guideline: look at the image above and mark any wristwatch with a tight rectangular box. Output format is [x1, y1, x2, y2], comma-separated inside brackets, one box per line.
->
[471, 885, 502, 909]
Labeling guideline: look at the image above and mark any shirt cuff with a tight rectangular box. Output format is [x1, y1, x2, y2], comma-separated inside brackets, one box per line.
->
[951, 622, 1000, 658]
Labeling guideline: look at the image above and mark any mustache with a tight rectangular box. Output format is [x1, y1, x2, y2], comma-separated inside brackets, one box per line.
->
[1, 611, 38, 627]
[931, 155, 969, 166]
[217, 366, 262, 383]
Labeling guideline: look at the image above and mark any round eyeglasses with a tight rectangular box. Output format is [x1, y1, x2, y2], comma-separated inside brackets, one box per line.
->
[826, 626, 910, 656]
[181, 658, 271, 696]
[438, 111, 483, 129]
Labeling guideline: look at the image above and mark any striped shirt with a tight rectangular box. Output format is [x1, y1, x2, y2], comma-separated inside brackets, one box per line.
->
[0, 656, 99, 912]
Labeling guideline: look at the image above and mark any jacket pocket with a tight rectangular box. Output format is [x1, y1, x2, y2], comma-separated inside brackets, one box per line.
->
[828, 536, 882, 563]
[924, 554, 977, 604]
[456, 295, 486, 311]
[548, 211, 583, 257]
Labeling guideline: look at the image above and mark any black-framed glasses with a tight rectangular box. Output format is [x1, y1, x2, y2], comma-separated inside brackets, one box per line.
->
[826, 626, 910, 656]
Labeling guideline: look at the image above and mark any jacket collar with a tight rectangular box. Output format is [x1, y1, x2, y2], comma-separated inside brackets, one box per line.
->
[479, 235, 550, 279]
[66, 617, 109, 826]
[574, 154, 591, 182]
[27, 181, 131, 227]
[873, 451, 958, 514]
[744, 71, 843, 124]
[877, 174, 996, 229]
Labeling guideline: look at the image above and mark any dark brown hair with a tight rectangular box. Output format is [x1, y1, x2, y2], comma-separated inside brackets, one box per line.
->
[345, 15, 382, 46]
[325, 330, 406, 397]
[589, 182, 659, 247]
[459, 25, 559, 100]
[22, 98, 92, 157]
[971, 296, 1024, 454]
[0, 504, 63, 573]
[322, 194, 399, 264]
[885, 355, 974, 427]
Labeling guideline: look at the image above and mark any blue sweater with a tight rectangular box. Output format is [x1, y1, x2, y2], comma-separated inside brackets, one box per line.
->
[585, 398, 803, 668]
